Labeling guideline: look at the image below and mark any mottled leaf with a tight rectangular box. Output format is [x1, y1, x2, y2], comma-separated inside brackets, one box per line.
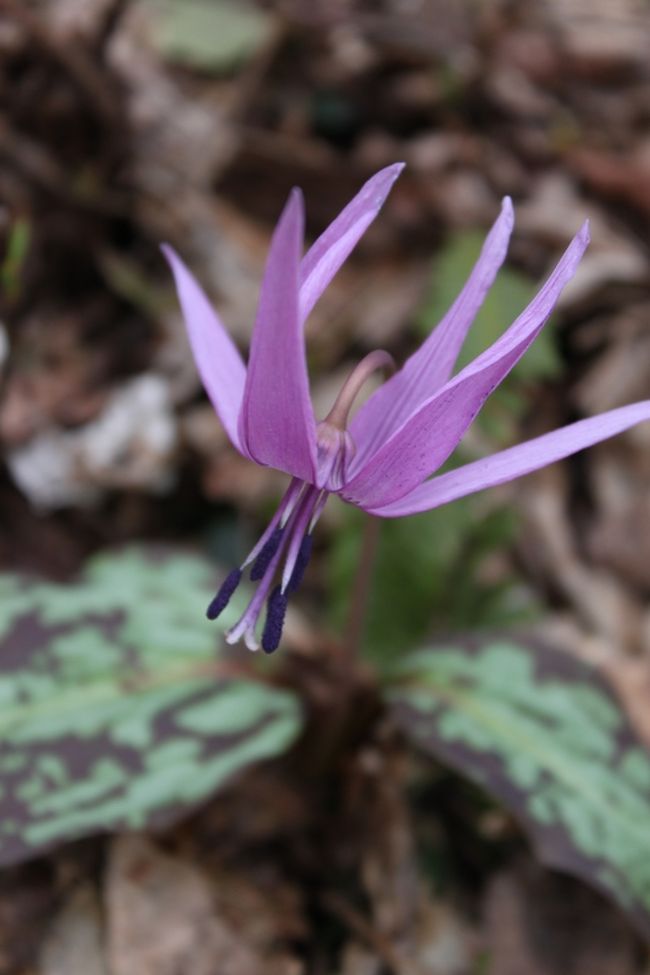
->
[388, 638, 650, 938]
[0, 547, 302, 866]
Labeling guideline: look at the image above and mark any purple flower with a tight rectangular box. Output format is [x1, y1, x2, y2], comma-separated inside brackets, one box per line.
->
[163, 165, 650, 652]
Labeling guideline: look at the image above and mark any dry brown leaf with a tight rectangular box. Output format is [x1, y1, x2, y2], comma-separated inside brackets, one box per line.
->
[39, 885, 106, 975]
[482, 860, 643, 975]
[106, 835, 301, 975]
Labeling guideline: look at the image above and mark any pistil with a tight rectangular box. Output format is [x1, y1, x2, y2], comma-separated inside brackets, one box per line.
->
[316, 350, 396, 491]
[324, 350, 396, 430]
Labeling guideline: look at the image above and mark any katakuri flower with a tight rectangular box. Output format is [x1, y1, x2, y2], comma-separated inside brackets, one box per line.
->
[163, 164, 650, 652]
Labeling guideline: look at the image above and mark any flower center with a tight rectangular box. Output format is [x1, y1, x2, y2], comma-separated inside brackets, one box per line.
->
[315, 350, 396, 491]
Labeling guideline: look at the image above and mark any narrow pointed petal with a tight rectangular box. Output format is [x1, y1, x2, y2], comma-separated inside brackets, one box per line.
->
[350, 197, 514, 466]
[367, 402, 650, 516]
[343, 224, 589, 509]
[240, 189, 317, 482]
[162, 245, 247, 453]
[299, 163, 404, 324]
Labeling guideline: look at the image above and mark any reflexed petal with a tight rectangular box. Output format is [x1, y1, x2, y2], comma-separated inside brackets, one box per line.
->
[162, 244, 247, 453]
[366, 402, 650, 516]
[343, 223, 589, 509]
[299, 163, 404, 324]
[350, 197, 514, 467]
[240, 189, 317, 482]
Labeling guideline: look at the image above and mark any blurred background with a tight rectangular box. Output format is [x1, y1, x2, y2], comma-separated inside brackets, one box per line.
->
[1, 0, 650, 971]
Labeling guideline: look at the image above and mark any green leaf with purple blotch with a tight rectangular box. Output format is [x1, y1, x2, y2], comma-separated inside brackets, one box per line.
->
[387, 638, 650, 939]
[0, 547, 302, 866]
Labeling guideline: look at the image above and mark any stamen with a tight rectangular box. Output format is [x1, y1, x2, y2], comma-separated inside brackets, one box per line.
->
[222, 482, 331, 650]
[287, 534, 312, 594]
[206, 568, 242, 620]
[262, 586, 288, 653]
[244, 626, 260, 653]
[241, 478, 303, 571]
[280, 487, 320, 592]
[250, 526, 284, 581]
[225, 489, 301, 647]
[309, 490, 329, 532]
[225, 548, 282, 648]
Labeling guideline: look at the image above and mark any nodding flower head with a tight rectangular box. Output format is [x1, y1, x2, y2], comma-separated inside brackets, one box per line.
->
[199, 350, 395, 652]
[164, 164, 650, 652]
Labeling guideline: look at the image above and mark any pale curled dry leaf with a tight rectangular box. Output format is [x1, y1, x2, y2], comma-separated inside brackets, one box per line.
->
[517, 174, 648, 307]
[482, 862, 642, 975]
[340, 745, 474, 974]
[584, 443, 650, 594]
[41, 0, 118, 40]
[547, 0, 650, 68]
[106, 835, 303, 975]
[601, 656, 650, 753]
[108, 2, 236, 188]
[6, 375, 177, 509]
[573, 306, 650, 415]
[517, 467, 646, 655]
[39, 885, 106, 975]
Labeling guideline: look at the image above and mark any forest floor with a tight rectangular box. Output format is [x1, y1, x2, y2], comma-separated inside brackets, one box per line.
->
[1, 1, 650, 972]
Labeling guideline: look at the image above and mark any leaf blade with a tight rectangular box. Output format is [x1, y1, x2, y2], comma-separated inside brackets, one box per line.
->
[388, 638, 650, 937]
[0, 547, 302, 866]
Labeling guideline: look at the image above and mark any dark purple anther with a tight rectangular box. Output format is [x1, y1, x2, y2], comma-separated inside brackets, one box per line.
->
[250, 527, 284, 581]
[287, 534, 313, 594]
[206, 568, 242, 620]
[261, 585, 288, 653]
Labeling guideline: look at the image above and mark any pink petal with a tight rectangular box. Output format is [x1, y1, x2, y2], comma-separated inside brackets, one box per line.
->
[239, 189, 317, 482]
[162, 244, 247, 454]
[299, 163, 404, 324]
[343, 224, 589, 509]
[367, 401, 650, 516]
[350, 197, 514, 467]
